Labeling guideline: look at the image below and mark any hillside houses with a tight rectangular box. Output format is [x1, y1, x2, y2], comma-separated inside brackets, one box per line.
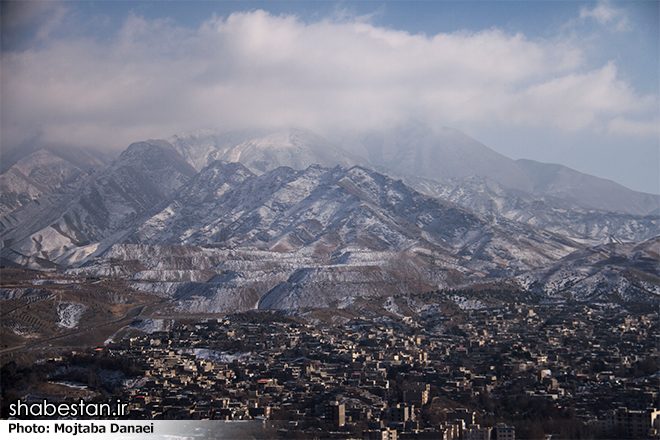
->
[77, 302, 659, 439]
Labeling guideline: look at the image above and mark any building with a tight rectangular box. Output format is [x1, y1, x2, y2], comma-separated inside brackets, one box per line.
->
[327, 401, 345, 427]
[403, 382, 429, 406]
[602, 407, 660, 439]
[364, 428, 398, 440]
[390, 403, 413, 424]
[464, 424, 492, 440]
[448, 408, 476, 426]
[496, 424, 515, 440]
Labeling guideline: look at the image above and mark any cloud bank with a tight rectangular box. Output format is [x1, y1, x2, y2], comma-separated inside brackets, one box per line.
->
[1, 7, 657, 154]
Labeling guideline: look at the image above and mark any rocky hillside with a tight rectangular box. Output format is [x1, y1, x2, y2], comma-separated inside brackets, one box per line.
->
[1, 140, 196, 268]
[1, 127, 657, 313]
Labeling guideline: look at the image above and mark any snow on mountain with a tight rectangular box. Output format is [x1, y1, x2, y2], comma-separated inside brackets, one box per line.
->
[258, 265, 409, 310]
[169, 127, 364, 174]
[130, 162, 579, 271]
[2, 125, 657, 313]
[1, 140, 196, 267]
[0, 148, 106, 217]
[406, 174, 659, 244]
[99, 162, 590, 311]
[45, 153, 588, 312]
[56, 302, 87, 329]
[332, 122, 658, 235]
[167, 128, 272, 171]
[515, 237, 660, 302]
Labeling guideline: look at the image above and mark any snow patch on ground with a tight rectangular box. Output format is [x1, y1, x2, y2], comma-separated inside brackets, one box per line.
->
[57, 302, 87, 329]
[31, 279, 79, 285]
[451, 295, 486, 310]
[332, 315, 350, 324]
[335, 296, 355, 309]
[9, 323, 40, 338]
[104, 328, 124, 346]
[129, 282, 181, 296]
[123, 377, 148, 389]
[383, 297, 402, 316]
[51, 381, 89, 390]
[418, 303, 444, 317]
[129, 318, 173, 334]
[179, 349, 253, 363]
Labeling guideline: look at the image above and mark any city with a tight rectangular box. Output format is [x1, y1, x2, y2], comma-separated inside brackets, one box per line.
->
[3, 300, 658, 439]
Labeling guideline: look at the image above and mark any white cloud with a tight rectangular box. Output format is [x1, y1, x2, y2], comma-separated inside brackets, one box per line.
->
[504, 63, 655, 130]
[1, 9, 655, 151]
[580, 1, 631, 32]
[607, 118, 659, 138]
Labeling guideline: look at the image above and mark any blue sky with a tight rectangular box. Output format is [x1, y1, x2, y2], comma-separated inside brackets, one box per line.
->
[2, 1, 658, 193]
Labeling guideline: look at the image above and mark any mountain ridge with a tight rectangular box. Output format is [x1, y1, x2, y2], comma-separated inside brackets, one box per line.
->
[1, 125, 657, 311]
[516, 158, 659, 216]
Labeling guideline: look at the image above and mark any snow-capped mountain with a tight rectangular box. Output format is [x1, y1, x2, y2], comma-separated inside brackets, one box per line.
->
[405, 174, 658, 244]
[167, 124, 658, 241]
[74, 159, 611, 311]
[169, 127, 364, 174]
[129, 161, 579, 269]
[0, 145, 108, 217]
[1, 140, 196, 267]
[332, 121, 658, 217]
[1, 125, 657, 312]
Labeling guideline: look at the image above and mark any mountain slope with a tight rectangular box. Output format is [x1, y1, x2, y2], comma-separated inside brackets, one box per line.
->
[516, 236, 660, 302]
[406, 174, 659, 244]
[169, 128, 364, 174]
[0, 147, 107, 217]
[130, 162, 579, 272]
[1, 140, 196, 267]
[341, 121, 533, 192]
[516, 159, 659, 216]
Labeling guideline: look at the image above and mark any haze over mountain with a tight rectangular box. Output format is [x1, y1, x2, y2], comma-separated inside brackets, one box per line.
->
[169, 128, 365, 174]
[516, 159, 659, 216]
[340, 121, 534, 193]
[0, 140, 110, 217]
[1, 124, 657, 311]
[407, 173, 658, 245]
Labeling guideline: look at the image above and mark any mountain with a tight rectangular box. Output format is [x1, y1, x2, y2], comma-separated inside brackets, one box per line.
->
[1, 126, 657, 312]
[516, 159, 659, 216]
[324, 121, 658, 243]
[339, 121, 534, 192]
[0, 145, 108, 217]
[111, 161, 587, 310]
[332, 122, 658, 219]
[166, 123, 659, 222]
[0, 140, 196, 268]
[169, 127, 364, 174]
[406, 174, 659, 244]
[129, 162, 578, 268]
[0, 135, 114, 175]
[515, 236, 660, 302]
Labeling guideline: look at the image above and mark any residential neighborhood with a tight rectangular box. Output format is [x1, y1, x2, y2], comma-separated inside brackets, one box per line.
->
[9, 302, 655, 439]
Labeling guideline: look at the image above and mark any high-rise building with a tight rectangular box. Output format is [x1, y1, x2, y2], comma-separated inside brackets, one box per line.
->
[327, 401, 345, 427]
